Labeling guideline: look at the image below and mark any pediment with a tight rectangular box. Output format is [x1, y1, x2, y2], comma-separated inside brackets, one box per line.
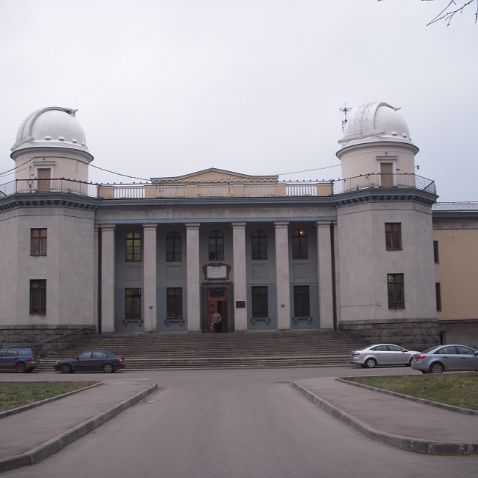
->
[152, 168, 278, 184]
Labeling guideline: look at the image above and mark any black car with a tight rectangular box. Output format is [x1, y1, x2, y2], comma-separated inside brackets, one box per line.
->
[0, 347, 38, 373]
[54, 351, 125, 373]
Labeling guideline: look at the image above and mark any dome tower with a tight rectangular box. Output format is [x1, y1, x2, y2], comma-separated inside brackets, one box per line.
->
[11, 107, 93, 185]
[336, 102, 418, 189]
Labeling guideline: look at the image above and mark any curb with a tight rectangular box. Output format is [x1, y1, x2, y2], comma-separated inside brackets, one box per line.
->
[0, 383, 159, 473]
[292, 382, 478, 456]
[0, 382, 102, 419]
[336, 377, 478, 416]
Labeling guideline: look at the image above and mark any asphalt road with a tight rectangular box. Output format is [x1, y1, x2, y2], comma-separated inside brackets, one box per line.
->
[2, 367, 478, 478]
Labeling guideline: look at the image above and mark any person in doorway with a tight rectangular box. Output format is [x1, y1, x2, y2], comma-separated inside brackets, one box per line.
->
[211, 309, 222, 333]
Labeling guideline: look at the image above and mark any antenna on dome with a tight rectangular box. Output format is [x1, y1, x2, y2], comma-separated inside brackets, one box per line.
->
[340, 104, 350, 132]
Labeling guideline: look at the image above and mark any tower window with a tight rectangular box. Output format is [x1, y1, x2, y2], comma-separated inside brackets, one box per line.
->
[387, 273, 404, 309]
[31, 228, 47, 256]
[30, 279, 46, 315]
[385, 223, 402, 251]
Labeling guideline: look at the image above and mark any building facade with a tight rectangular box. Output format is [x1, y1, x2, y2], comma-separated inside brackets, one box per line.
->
[3, 102, 471, 347]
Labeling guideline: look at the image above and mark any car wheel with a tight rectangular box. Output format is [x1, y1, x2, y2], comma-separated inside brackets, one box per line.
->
[103, 363, 114, 373]
[429, 362, 444, 373]
[15, 362, 26, 373]
[364, 358, 377, 369]
[60, 364, 73, 374]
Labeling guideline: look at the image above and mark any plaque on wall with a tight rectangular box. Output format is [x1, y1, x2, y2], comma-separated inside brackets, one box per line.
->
[236, 301, 246, 309]
[203, 263, 231, 280]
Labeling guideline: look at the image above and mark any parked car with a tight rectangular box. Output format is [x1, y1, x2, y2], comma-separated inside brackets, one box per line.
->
[0, 347, 38, 373]
[54, 351, 125, 373]
[351, 344, 420, 368]
[411, 344, 478, 373]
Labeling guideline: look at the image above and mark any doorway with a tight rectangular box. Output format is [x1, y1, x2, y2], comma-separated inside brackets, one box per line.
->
[207, 287, 228, 333]
[38, 168, 51, 193]
[380, 163, 393, 188]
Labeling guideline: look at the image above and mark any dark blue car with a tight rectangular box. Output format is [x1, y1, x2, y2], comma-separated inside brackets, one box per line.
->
[54, 351, 125, 373]
[0, 347, 38, 373]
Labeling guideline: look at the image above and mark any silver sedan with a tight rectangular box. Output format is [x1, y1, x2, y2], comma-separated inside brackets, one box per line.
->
[411, 344, 478, 373]
[351, 344, 420, 368]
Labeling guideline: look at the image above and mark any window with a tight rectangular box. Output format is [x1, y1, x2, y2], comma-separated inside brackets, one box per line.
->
[387, 273, 404, 309]
[31, 228, 47, 256]
[293, 285, 310, 317]
[208, 230, 224, 261]
[251, 230, 268, 261]
[167, 287, 182, 319]
[385, 223, 402, 251]
[30, 279, 46, 315]
[435, 283, 442, 311]
[433, 240, 439, 263]
[166, 231, 182, 262]
[125, 288, 141, 320]
[292, 229, 308, 260]
[125, 232, 141, 262]
[251, 286, 268, 318]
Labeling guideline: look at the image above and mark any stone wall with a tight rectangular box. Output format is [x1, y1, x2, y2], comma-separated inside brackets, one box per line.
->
[339, 318, 440, 351]
[0, 325, 96, 357]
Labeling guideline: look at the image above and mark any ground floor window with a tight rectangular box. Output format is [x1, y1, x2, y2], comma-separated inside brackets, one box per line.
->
[125, 288, 142, 320]
[293, 285, 310, 317]
[435, 282, 442, 311]
[30, 279, 46, 315]
[167, 287, 183, 320]
[251, 286, 268, 318]
[387, 273, 404, 309]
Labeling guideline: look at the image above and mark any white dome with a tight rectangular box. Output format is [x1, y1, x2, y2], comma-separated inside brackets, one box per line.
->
[11, 107, 90, 156]
[338, 102, 414, 149]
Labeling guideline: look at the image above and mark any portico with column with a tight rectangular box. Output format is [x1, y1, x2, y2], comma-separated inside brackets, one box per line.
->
[143, 224, 157, 332]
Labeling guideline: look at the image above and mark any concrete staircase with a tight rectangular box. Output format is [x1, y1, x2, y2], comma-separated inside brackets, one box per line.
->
[39, 331, 367, 370]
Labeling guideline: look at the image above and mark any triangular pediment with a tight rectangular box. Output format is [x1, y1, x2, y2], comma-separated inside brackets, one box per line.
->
[151, 168, 278, 184]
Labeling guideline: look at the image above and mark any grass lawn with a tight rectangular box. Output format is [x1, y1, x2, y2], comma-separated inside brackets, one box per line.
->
[346, 373, 478, 411]
[0, 382, 98, 412]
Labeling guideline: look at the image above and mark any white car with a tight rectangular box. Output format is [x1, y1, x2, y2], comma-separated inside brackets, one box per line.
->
[351, 344, 420, 368]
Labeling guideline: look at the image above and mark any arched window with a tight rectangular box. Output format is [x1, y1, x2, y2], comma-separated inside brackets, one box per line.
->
[208, 230, 224, 261]
[125, 232, 142, 262]
[166, 231, 182, 262]
[292, 228, 308, 260]
[251, 230, 268, 261]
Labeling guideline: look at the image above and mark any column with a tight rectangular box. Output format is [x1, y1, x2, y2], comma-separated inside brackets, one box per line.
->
[232, 222, 247, 331]
[317, 221, 334, 329]
[101, 225, 115, 333]
[143, 224, 157, 332]
[274, 222, 290, 330]
[186, 224, 200, 331]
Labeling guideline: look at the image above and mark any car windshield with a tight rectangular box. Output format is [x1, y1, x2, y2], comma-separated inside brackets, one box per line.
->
[422, 347, 437, 353]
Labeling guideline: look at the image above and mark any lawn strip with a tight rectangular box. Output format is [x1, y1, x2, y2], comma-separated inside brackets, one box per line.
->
[344, 373, 478, 411]
[0, 382, 99, 413]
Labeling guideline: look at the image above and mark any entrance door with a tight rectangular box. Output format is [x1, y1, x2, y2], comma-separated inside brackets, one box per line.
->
[38, 168, 51, 193]
[207, 288, 228, 333]
[380, 163, 393, 188]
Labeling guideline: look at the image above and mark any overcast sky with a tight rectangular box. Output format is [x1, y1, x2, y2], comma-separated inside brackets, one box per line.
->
[0, 0, 476, 201]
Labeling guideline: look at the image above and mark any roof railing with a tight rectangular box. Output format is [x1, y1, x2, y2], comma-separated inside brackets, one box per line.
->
[0, 173, 436, 200]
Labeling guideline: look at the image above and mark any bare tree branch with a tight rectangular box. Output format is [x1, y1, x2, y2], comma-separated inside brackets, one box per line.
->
[378, 0, 478, 26]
